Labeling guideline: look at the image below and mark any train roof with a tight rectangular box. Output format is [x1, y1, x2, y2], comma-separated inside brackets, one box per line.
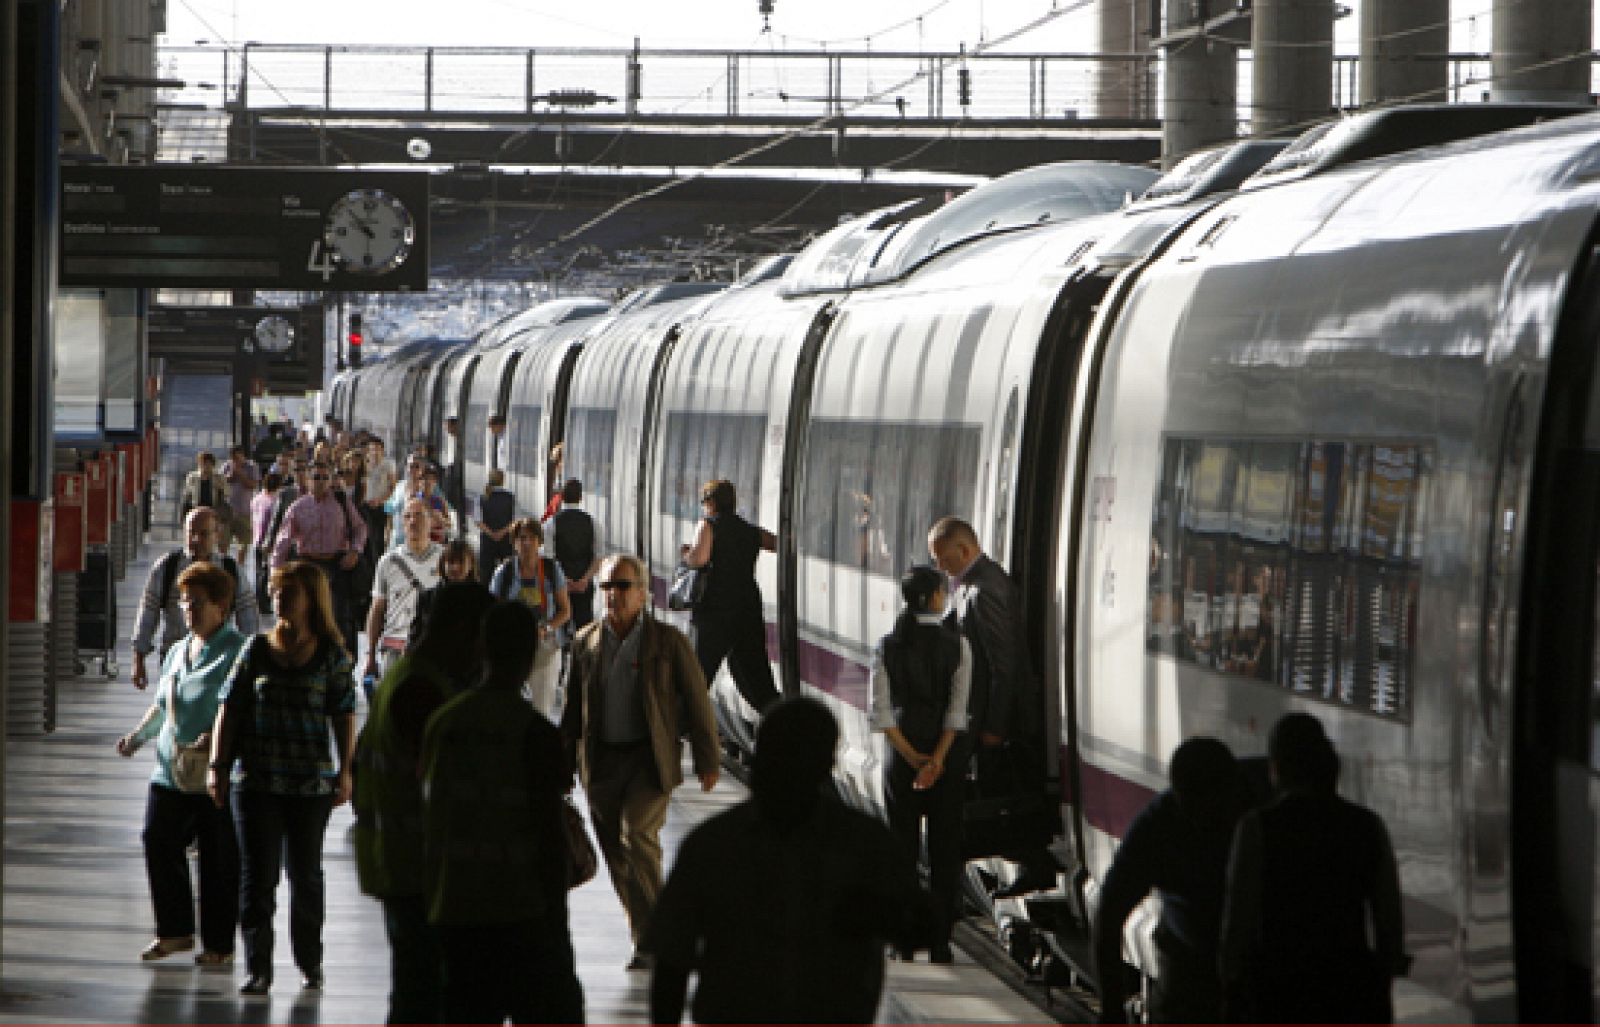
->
[1241, 101, 1593, 190]
[779, 162, 1157, 296]
[1130, 139, 1289, 210]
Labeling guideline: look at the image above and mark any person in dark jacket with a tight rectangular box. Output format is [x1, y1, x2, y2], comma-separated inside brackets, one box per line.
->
[421, 600, 584, 1025]
[545, 478, 599, 632]
[1220, 713, 1408, 1023]
[680, 479, 780, 714]
[1092, 737, 1246, 1023]
[354, 581, 494, 1025]
[474, 468, 516, 588]
[648, 697, 931, 1024]
[870, 565, 971, 962]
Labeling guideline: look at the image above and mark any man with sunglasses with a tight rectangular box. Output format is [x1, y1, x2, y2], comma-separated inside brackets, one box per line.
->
[272, 459, 368, 652]
[561, 555, 719, 972]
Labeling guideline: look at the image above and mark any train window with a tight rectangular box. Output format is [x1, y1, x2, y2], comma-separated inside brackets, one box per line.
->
[566, 407, 617, 499]
[464, 401, 488, 465]
[1148, 436, 1429, 722]
[801, 418, 983, 577]
[658, 411, 767, 521]
[508, 400, 542, 479]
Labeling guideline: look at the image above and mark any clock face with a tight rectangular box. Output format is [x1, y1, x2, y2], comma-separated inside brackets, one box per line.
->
[254, 314, 295, 354]
[325, 188, 416, 276]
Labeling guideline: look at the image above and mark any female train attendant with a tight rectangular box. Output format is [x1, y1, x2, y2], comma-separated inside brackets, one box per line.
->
[869, 564, 971, 963]
[209, 561, 358, 997]
[680, 479, 781, 714]
[117, 561, 246, 966]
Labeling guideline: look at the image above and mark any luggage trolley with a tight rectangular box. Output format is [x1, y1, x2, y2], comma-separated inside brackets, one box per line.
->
[75, 546, 118, 679]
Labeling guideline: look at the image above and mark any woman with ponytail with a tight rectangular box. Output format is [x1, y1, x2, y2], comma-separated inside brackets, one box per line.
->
[869, 563, 971, 963]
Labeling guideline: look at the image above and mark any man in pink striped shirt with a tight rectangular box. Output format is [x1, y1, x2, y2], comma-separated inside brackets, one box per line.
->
[272, 458, 368, 651]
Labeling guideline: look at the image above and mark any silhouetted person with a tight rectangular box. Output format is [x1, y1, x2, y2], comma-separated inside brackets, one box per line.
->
[354, 580, 494, 1025]
[1220, 713, 1408, 1023]
[648, 698, 930, 1024]
[1093, 737, 1244, 1023]
[420, 600, 583, 1025]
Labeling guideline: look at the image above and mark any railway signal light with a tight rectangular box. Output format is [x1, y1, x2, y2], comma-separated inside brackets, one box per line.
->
[958, 67, 972, 109]
[348, 312, 363, 369]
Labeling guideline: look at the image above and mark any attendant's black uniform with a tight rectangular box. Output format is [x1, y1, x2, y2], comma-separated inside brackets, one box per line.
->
[691, 513, 779, 713]
[879, 621, 968, 953]
[550, 506, 596, 631]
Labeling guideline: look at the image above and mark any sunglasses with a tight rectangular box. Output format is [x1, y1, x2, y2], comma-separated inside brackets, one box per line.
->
[598, 579, 635, 591]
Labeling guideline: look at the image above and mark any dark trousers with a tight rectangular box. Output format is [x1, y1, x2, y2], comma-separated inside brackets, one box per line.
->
[885, 736, 968, 945]
[232, 789, 334, 979]
[693, 609, 780, 713]
[568, 582, 595, 632]
[382, 894, 443, 1024]
[308, 558, 357, 654]
[437, 909, 584, 1025]
[142, 783, 239, 952]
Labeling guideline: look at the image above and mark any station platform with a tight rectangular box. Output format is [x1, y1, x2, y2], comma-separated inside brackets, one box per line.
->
[0, 530, 1063, 1024]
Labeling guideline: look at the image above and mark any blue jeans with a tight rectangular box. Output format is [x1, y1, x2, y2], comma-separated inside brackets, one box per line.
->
[232, 789, 334, 979]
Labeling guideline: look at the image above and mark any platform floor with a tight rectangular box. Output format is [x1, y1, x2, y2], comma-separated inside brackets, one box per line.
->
[0, 530, 1058, 1024]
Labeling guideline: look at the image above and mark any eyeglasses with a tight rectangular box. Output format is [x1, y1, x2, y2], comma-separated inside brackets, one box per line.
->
[598, 579, 635, 591]
[310, 472, 330, 481]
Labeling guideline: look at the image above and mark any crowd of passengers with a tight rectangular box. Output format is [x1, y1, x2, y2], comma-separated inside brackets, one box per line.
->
[114, 416, 1408, 1024]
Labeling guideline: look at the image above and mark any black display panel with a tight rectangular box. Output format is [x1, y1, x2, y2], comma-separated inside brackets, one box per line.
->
[59, 165, 428, 290]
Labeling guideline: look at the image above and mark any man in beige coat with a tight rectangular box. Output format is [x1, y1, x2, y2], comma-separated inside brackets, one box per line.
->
[561, 553, 720, 970]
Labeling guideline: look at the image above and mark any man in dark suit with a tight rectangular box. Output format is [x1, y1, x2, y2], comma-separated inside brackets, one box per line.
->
[926, 516, 1026, 747]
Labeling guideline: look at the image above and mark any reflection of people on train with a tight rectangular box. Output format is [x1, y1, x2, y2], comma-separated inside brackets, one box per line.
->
[1146, 588, 1194, 660]
[1220, 713, 1408, 1023]
[853, 491, 891, 572]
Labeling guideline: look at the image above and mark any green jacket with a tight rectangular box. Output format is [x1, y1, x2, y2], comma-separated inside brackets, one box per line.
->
[353, 652, 457, 899]
[421, 684, 568, 926]
[561, 612, 720, 793]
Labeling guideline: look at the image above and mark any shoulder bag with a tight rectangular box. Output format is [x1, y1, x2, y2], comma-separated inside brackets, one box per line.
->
[563, 796, 599, 889]
[668, 560, 708, 611]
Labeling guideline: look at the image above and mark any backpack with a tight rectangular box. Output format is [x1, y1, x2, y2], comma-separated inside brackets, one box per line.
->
[158, 549, 240, 612]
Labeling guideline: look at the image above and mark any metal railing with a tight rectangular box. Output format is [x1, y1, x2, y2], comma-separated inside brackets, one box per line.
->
[156, 42, 1594, 130]
[159, 43, 1161, 122]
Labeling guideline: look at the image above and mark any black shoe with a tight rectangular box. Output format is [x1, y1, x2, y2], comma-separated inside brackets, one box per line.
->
[930, 943, 955, 964]
[625, 950, 652, 972]
[301, 968, 324, 990]
[240, 974, 272, 996]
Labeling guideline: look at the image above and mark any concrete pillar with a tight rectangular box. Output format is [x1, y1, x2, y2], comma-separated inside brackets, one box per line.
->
[1493, 0, 1593, 103]
[1162, 0, 1238, 167]
[1098, 0, 1154, 119]
[1360, 0, 1448, 105]
[1252, 0, 1333, 135]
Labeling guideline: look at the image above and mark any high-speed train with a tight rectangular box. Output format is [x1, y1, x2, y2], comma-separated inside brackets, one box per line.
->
[335, 105, 1600, 1022]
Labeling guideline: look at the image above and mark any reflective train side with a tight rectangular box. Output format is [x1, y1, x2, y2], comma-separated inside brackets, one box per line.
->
[336, 116, 1600, 1021]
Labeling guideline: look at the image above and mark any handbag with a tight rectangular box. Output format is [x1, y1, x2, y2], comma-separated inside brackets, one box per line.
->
[164, 670, 210, 795]
[563, 797, 599, 889]
[667, 560, 708, 611]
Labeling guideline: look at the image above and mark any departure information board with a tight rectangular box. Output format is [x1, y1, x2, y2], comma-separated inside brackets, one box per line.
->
[59, 165, 429, 291]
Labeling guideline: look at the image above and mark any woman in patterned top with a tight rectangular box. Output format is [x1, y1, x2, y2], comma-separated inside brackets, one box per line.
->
[209, 560, 357, 998]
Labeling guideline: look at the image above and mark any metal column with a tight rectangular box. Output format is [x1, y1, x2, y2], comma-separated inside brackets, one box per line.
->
[1359, 0, 1448, 105]
[1251, 0, 1333, 136]
[1493, 0, 1592, 103]
[1162, 0, 1238, 167]
[1098, 0, 1153, 119]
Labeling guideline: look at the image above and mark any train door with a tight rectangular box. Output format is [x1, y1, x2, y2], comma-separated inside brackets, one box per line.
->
[1012, 269, 1115, 875]
[1514, 240, 1600, 1023]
